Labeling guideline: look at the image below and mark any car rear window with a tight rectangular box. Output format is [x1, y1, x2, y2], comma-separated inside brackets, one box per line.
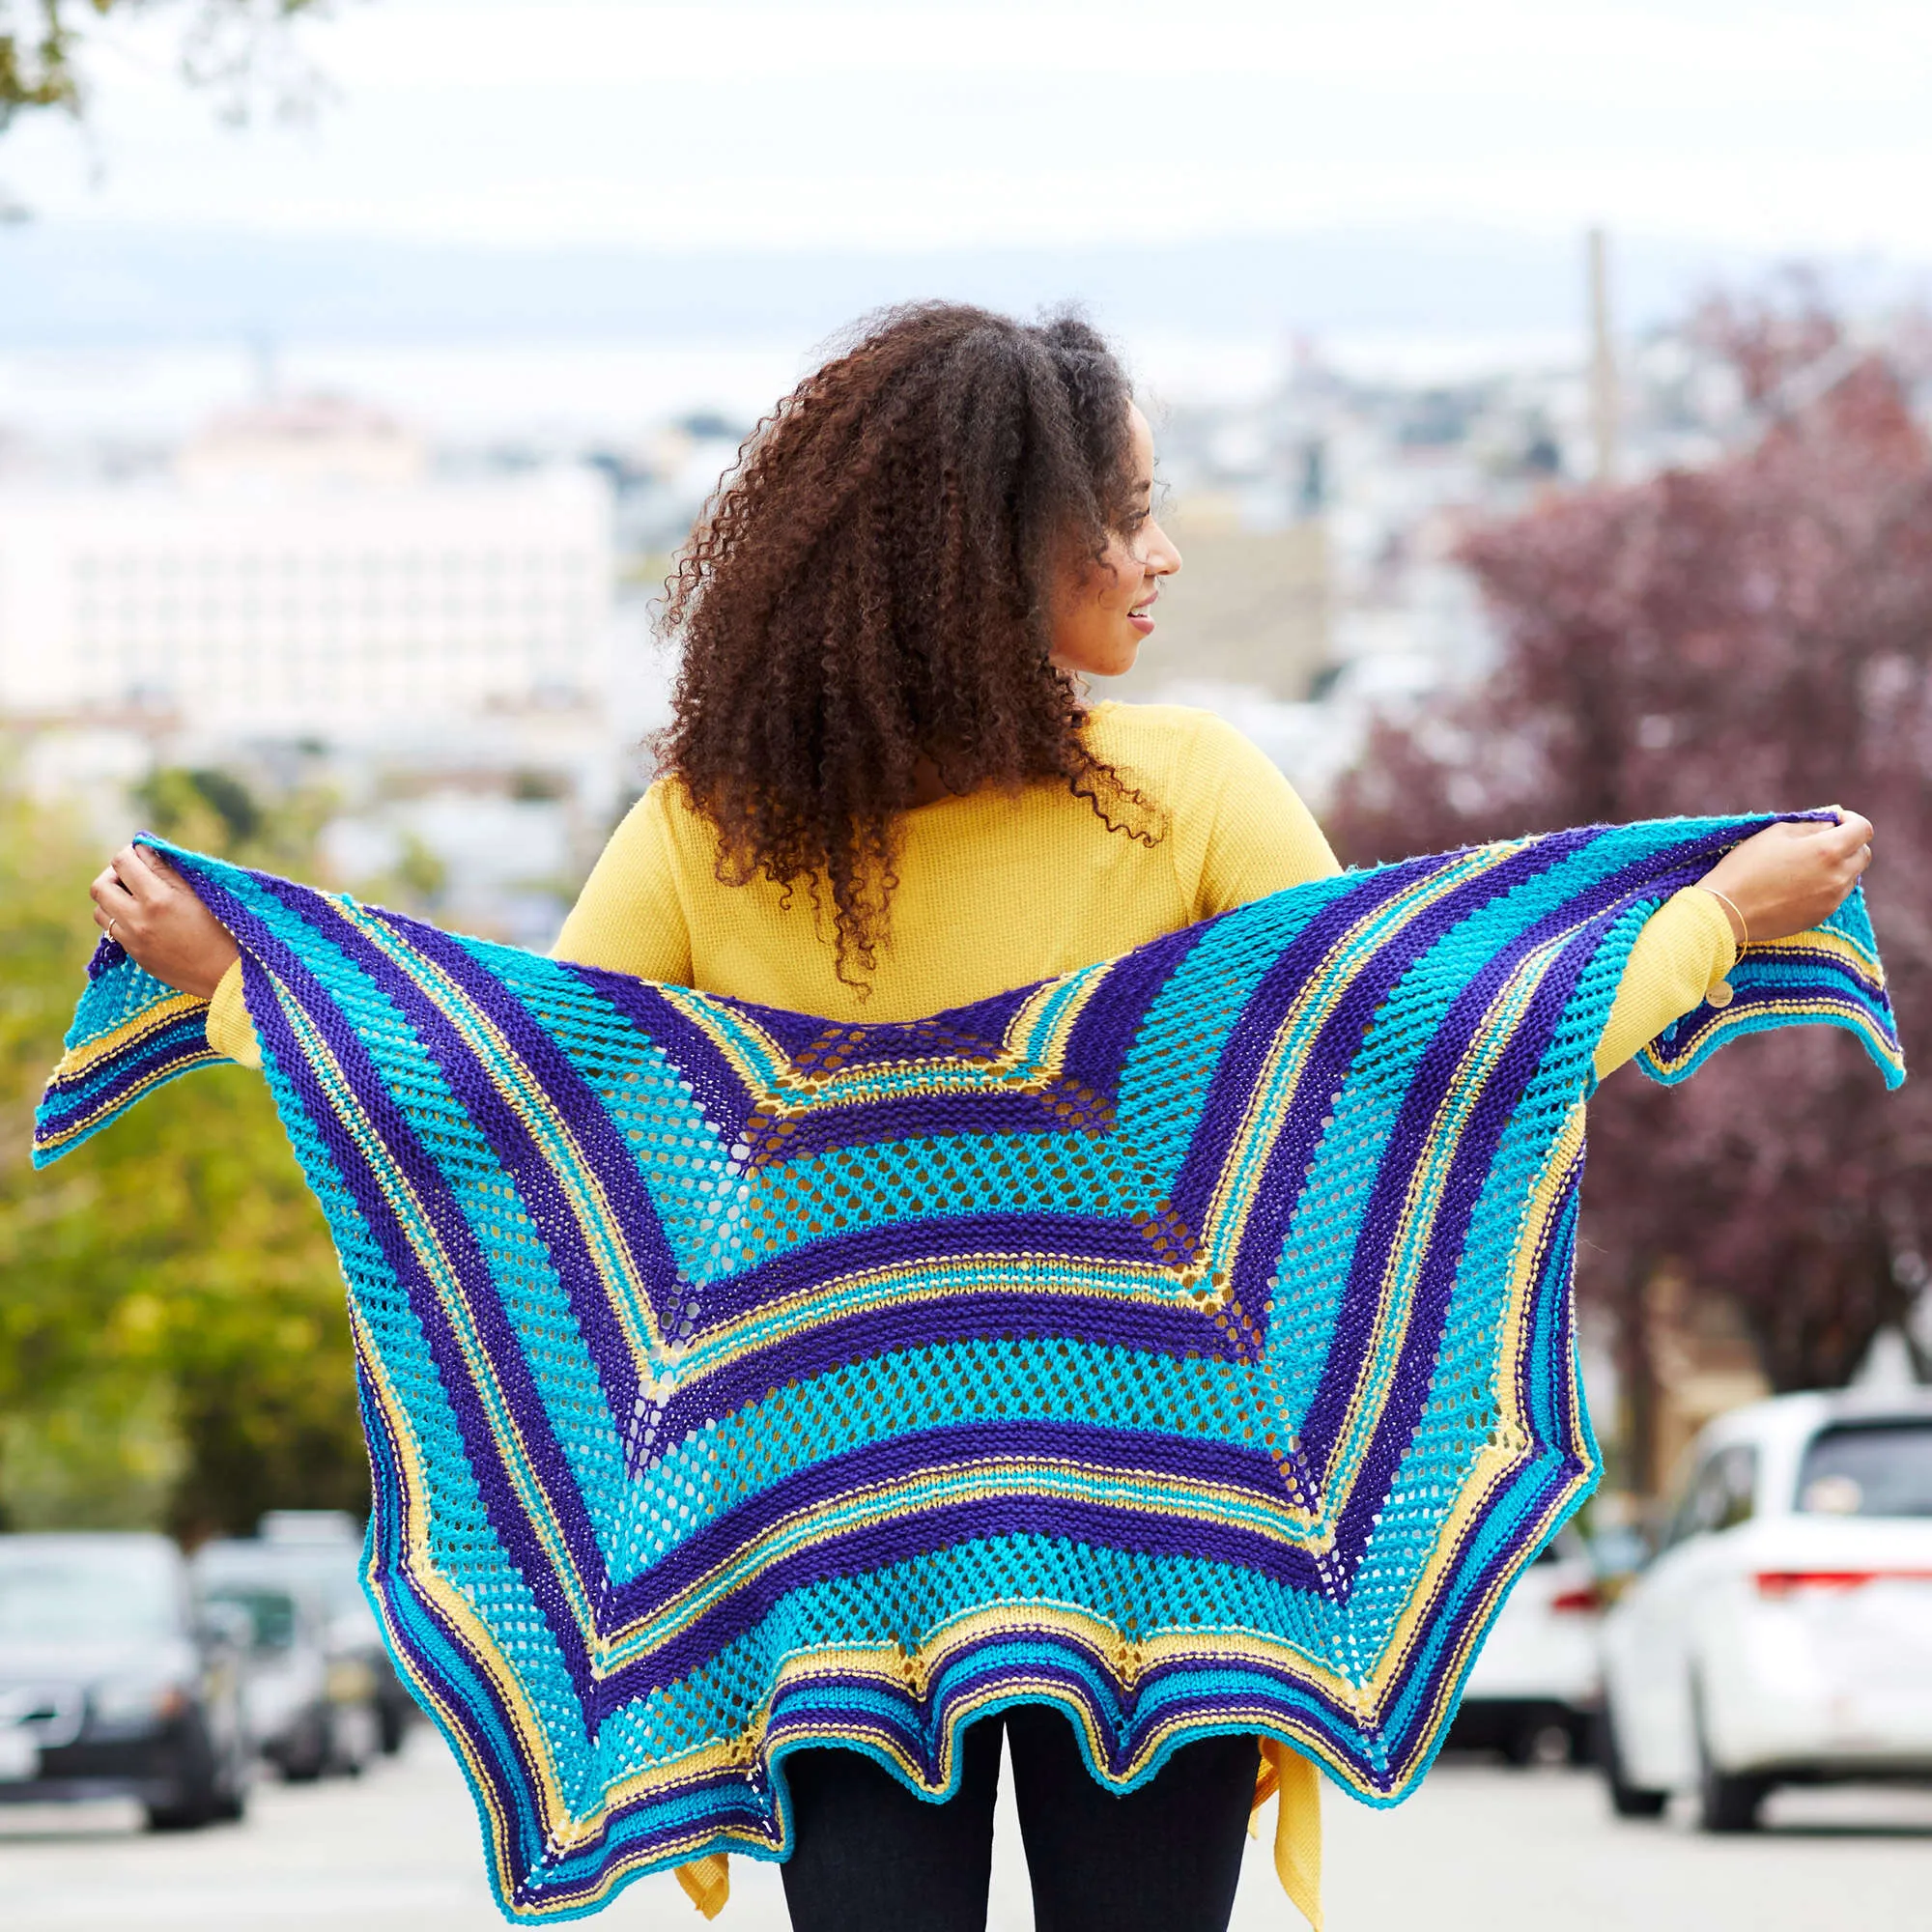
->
[204, 1583, 298, 1652]
[1798, 1422, 1932, 1518]
[0, 1547, 179, 1641]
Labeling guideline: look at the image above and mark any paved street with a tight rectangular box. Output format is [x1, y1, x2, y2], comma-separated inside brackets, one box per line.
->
[2, 1731, 1928, 1931]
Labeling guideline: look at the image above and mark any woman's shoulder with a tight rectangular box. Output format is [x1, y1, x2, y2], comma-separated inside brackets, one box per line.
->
[593, 775, 715, 873]
[1083, 699, 1278, 801]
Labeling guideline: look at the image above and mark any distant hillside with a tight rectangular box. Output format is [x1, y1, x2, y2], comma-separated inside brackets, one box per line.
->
[0, 220, 1860, 348]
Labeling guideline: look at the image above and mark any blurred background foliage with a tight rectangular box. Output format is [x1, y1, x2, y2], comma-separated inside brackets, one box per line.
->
[0, 768, 366, 1539]
[1331, 294, 1932, 1487]
[0, 0, 327, 133]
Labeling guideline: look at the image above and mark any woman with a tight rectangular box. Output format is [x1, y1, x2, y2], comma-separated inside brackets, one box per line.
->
[91, 304, 1872, 1932]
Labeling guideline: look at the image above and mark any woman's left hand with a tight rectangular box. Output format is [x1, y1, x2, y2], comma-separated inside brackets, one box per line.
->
[1693, 809, 1873, 947]
[89, 844, 240, 1000]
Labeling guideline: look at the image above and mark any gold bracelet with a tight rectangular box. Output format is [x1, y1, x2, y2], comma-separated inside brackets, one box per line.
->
[1700, 886, 1749, 951]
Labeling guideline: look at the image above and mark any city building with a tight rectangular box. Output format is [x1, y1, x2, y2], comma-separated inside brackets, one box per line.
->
[0, 399, 615, 732]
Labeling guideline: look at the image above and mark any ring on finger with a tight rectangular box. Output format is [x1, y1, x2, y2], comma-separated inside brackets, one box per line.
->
[105, 916, 119, 940]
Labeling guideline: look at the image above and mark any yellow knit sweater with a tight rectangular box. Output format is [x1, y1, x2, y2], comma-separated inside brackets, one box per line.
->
[203, 701, 1731, 1927]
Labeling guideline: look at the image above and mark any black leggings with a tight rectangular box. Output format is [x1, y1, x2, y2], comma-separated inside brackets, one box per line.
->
[778, 1707, 1258, 1932]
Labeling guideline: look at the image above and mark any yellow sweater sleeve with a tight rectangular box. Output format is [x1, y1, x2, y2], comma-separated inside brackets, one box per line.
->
[206, 959, 262, 1069]
[1591, 886, 1737, 1080]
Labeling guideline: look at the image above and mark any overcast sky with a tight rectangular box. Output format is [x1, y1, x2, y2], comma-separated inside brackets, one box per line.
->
[1, 0, 1928, 258]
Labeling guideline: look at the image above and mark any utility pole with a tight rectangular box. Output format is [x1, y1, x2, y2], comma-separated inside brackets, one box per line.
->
[1587, 226, 1620, 484]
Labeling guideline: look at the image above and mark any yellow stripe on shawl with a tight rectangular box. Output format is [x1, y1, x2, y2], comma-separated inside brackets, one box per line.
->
[47, 989, 208, 1080]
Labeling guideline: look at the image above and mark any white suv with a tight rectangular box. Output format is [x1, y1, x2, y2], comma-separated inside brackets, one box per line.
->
[1598, 1389, 1932, 1831]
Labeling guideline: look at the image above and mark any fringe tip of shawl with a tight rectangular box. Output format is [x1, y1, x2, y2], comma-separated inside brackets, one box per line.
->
[676, 1854, 730, 1918]
[1257, 1739, 1323, 1931]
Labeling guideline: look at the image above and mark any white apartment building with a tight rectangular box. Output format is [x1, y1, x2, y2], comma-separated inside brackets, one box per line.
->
[0, 400, 615, 732]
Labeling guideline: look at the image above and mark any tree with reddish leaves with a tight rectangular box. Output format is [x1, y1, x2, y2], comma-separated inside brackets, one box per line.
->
[1329, 299, 1932, 1487]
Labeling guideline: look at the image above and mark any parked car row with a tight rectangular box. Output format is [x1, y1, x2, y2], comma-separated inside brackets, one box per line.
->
[1445, 1388, 1932, 1833]
[12, 1399, 1928, 1837]
[0, 1511, 412, 1831]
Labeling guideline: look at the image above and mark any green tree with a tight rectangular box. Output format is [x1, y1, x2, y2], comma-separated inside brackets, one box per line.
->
[1, 0, 331, 134]
[0, 770, 365, 1538]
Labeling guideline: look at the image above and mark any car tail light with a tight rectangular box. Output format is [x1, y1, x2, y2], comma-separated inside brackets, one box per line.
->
[1754, 1569, 1932, 1600]
[1548, 1584, 1601, 1614]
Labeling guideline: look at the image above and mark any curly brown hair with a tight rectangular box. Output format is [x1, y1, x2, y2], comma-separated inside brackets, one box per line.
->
[657, 301, 1162, 987]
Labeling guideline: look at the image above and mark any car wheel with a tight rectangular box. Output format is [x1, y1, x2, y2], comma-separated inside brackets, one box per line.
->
[146, 1775, 224, 1833]
[1696, 1761, 1768, 1832]
[1593, 1705, 1668, 1819]
[282, 1707, 330, 1783]
[1692, 1687, 1768, 1833]
[144, 1803, 212, 1833]
[378, 1699, 409, 1755]
[210, 1738, 249, 1822]
[1506, 1711, 1577, 1769]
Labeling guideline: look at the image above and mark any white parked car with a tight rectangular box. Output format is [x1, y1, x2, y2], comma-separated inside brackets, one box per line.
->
[1598, 1389, 1932, 1831]
[1450, 1527, 1603, 1764]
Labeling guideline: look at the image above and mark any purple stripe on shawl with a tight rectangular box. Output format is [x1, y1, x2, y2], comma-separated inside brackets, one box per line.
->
[730, 926, 1213, 1164]
[720, 980, 1043, 1067]
[184, 869, 615, 1710]
[257, 889, 668, 1446]
[535, 1773, 785, 1890]
[1054, 918, 1213, 1097]
[1539, 1152, 1587, 1471]
[578, 974, 1055, 1139]
[570, 935, 1207, 1171]
[1194, 828, 1723, 1534]
[355, 1362, 554, 1866]
[362, 905, 689, 1339]
[693, 1208, 1209, 1326]
[1654, 968, 1899, 1065]
[741, 1084, 1117, 1165]
[757, 1630, 1373, 1772]
[648, 1285, 1236, 1449]
[1161, 850, 1454, 1246]
[578, 972, 1123, 1164]
[1173, 824, 1722, 1311]
[595, 1489, 1334, 1708]
[1138, 847, 1521, 1371]
[1376, 1467, 1586, 1780]
[1304, 913, 1605, 1581]
[555, 966, 764, 1147]
[602, 1420, 1300, 1624]
[1341, 1160, 1593, 1778]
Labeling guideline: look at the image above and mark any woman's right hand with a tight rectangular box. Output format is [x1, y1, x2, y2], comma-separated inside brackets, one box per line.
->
[1694, 810, 1874, 947]
[89, 843, 241, 999]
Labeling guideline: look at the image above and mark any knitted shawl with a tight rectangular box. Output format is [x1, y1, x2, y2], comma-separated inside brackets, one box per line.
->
[36, 817, 1900, 1927]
